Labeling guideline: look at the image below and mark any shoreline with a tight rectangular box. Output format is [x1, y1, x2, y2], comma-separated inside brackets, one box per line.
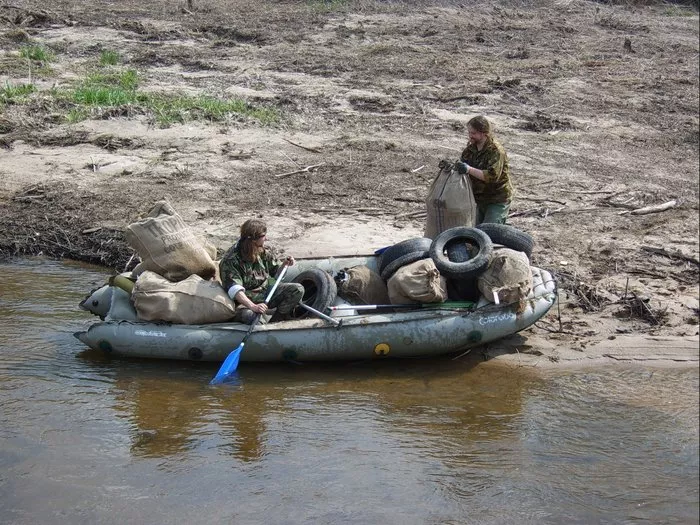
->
[0, 0, 697, 368]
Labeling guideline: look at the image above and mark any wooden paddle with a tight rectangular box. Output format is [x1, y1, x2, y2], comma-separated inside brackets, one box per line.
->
[210, 260, 290, 385]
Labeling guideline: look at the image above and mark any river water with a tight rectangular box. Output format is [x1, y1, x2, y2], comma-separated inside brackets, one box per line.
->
[0, 258, 698, 524]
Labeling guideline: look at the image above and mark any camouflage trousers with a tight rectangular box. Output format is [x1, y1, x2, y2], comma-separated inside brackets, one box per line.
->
[476, 202, 511, 225]
[234, 282, 305, 325]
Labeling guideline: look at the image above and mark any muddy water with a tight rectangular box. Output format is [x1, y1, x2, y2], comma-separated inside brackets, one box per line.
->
[1, 259, 698, 524]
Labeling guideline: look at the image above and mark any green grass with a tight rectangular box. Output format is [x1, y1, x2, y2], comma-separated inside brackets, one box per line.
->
[99, 50, 121, 66]
[83, 69, 139, 91]
[662, 5, 697, 16]
[0, 82, 36, 103]
[66, 107, 92, 123]
[145, 93, 280, 127]
[19, 44, 54, 63]
[29, 68, 281, 127]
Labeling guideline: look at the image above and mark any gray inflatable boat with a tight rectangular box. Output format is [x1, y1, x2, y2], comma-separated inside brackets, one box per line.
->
[74, 254, 557, 363]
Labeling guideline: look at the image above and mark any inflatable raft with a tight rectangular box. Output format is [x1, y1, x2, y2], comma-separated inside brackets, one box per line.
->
[74, 253, 557, 363]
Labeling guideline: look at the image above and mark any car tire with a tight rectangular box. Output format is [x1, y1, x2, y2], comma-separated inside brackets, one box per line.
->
[378, 237, 433, 276]
[476, 223, 534, 258]
[289, 269, 337, 320]
[380, 250, 430, 282]
[430, 227, 493, 279]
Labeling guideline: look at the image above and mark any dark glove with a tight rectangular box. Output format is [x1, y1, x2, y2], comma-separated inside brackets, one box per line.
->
[455, 161, 469, 175]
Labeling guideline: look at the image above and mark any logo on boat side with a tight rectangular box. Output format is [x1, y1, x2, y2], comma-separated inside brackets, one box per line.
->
[134, 330, 167, 337]
[374, 343, 390, 356]
[478, 312, 515, 326]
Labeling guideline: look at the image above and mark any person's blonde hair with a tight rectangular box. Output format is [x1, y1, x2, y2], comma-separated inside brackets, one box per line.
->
[239, 219, 267, 262]
[467, 115, 492, 136]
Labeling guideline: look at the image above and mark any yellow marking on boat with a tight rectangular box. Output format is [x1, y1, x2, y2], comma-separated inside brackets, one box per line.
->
[374, 343, 390, 356]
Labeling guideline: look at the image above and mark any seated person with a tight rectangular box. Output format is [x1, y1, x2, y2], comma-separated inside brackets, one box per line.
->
[219, 219, 303, 324]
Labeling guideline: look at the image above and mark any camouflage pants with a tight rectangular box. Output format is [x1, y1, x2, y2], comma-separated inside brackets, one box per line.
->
[234, 282, 305, 325]
[476, 202, 511, 225]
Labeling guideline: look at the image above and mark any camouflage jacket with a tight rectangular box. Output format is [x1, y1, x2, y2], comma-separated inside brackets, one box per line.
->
[461, 138, 513, 204]
[219, 243, 282, 303]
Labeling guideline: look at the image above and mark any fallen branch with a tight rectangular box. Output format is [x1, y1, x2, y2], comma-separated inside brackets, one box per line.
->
[518, 196, 567, 205]
[394, 210, 426, 219]
[602, 194, 637, 209]
[533, 321, 575, 335]
[508, 205, 567, 219]
[282, 138, 322, 154]
[566, 189, 616, 194]
[275, 164, 323, 179]
[641, 245, 700, 266]
[620, 200, 677, 216]
[625, 268, 670, 280]
[431, 95, 479, 103]
[13, 195, 46, 202]
[393, 197, 423, 203]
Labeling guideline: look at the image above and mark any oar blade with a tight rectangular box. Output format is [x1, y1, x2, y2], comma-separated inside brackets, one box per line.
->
[210, 342, 244, 385]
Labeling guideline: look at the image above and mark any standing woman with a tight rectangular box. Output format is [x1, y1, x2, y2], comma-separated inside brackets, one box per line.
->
[455, 116, 513, 224]
[219, 219, 304, 324]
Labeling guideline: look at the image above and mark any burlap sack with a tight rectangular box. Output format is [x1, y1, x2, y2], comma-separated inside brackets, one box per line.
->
[337, 265, 390, 305]
[125, 201, 217, 282]
[477, 247, 532, 309]
[387, 258, 448, 305]
[132, 270, 237, 324]
[424, 160, 478, 239]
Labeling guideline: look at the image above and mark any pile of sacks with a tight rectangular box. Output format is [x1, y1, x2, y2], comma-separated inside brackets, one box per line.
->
[123, 201, 237, 325]
[336, 236, 533, 311]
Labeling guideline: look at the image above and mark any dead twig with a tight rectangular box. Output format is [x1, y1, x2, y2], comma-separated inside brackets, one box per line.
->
[282, 138, 322, 154]
[641, 245, 700, 266]
[452, 348, 472, 360]
[620, 292, 665, 325]
[394, 210, 426, 219]
[518, 196, 568, 206]
[275, 164, 323, 179]
[123, 251, 137, 272]
[432, 95, 479, 103]
[508, 205, 567, 218]
[534, 321, 575, 335]
[13, 195, 46, 202]
[393, 197, 423, 203]
[620, 200, 677, 216]
[566, 189, 616, 195]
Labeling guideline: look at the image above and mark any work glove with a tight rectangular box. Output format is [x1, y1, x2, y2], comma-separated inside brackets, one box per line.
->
[455, 161, 469, 174]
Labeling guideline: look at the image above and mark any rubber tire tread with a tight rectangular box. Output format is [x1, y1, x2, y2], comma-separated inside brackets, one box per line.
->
[380, 250, 430, 282]
[430, 227, 493, 279]
[379, 237, 433, 276]
[476, 223, 534, 258]
[289, 269, 337, 320]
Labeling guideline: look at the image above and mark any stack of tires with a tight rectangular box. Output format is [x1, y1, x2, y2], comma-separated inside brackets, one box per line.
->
[377, 237, 433, 282]
[379, 224, 535, 302]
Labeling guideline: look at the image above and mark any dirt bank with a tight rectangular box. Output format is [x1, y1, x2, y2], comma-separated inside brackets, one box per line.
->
[1, 0, 698, 366]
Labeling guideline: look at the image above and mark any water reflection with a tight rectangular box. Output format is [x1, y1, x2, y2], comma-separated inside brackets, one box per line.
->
[80, 353, 526, 464]
[2, 258, 698, 524]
